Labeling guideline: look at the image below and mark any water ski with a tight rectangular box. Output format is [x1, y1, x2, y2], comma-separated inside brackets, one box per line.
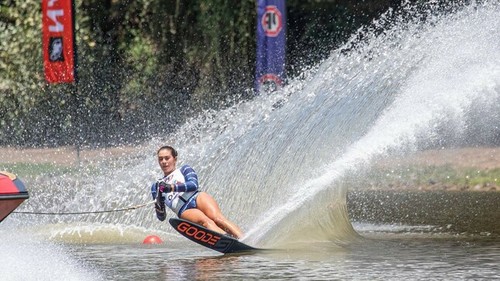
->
[169, 218, 258, 254]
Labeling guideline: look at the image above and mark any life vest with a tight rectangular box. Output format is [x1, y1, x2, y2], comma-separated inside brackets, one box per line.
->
[161, 169, 197, 216]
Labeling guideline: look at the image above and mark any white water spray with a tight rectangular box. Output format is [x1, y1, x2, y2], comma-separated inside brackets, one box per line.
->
[244, 1, 500, 243]
[7, 1, 500, 247]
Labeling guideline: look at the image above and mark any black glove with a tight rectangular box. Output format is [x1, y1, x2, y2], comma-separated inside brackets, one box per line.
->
[155, 190, 166, 221]
[157, 180, 173, 193]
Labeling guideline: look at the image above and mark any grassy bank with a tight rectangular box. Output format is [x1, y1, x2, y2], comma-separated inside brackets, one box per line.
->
[1, 146, 500, 191]
[357, 164, 500, 192]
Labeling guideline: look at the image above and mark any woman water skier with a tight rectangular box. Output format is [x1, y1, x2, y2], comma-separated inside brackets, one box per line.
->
[151, 145, 243, 239]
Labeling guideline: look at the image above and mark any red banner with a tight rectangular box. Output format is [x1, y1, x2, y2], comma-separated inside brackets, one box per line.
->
[42, 0, 76, 83]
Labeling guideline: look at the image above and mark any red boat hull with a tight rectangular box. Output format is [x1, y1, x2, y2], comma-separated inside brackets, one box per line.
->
[0, 172, 29, 222]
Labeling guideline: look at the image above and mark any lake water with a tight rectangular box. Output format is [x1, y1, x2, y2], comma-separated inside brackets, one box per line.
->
[68, 237, 499, 281]
[2, 191, 499, 281]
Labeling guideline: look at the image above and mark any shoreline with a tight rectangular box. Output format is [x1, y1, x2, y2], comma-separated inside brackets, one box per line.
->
[0, 145, 140, 166]
[1, 146, 499, 192]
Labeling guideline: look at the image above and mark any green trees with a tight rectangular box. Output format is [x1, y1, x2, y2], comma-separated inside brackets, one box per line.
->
[0, 0, 399, 147]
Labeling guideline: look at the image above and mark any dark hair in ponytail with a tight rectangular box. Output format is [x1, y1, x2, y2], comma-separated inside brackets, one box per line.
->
[157, 145, 178, 158]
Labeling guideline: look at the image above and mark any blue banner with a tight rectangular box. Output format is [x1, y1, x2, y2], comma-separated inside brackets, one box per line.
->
[255, 0, 286, 94]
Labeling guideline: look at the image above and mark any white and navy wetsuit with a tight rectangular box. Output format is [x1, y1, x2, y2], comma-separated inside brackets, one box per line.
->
[154, 165, 200, 218]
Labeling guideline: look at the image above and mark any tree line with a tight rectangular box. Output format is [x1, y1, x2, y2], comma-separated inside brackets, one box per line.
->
[0, 0, 412, 147]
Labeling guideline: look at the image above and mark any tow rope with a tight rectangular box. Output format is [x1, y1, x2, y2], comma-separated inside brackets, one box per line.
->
[12, 201, 155, 215]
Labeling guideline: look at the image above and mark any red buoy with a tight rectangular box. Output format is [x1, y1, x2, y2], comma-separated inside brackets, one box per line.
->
[143, 235, 163, 244]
